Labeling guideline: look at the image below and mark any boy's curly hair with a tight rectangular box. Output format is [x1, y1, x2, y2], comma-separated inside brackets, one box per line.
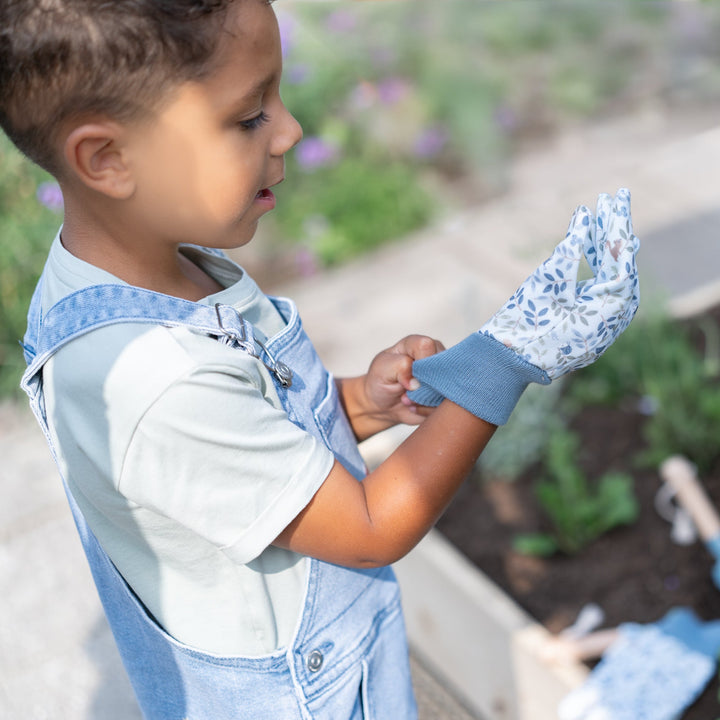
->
[0, 0, 237, 175]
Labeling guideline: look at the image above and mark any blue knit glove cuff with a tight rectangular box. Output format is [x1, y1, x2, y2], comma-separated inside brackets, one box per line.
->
[407, 332, 550, 426]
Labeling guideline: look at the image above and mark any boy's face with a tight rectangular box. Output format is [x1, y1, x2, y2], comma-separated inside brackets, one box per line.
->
[122, 0, 302, 250]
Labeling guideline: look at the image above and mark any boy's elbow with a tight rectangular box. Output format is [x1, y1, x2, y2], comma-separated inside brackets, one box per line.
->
[343, 539, 413, 569]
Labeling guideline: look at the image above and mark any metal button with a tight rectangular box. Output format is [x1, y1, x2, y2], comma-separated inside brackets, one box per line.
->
[307, 649, 324, 672]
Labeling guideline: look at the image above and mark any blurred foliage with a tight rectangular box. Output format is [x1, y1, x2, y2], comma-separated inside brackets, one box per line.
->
[514, 427, 638, 556]
[566, 311, 720, 475]
[477, 381, 568, 482]
[271, 0, 720, 263]
[479, 309, 720, 556]
[273, 157, 431, 265]
[0, 133, 59, 397]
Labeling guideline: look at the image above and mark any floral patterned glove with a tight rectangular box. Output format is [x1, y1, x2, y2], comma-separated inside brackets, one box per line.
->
[484, 188, 639, 378]
[408, 189, 640, 425]
[558, 608, 720, 720]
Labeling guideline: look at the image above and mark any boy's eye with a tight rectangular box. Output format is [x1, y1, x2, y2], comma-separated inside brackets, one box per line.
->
[238, 111, 270, 131]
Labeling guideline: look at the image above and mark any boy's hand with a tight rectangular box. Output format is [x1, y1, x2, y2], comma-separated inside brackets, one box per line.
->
[338, 334, 445, 442]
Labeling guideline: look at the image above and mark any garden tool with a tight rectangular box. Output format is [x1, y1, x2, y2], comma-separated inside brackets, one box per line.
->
[654, 481, 698, 546]
[558, 607, 720, 720]
[659, 454, 720, 590]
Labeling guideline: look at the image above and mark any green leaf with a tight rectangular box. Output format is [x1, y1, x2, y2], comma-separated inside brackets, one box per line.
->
[513, 533, 558, 557]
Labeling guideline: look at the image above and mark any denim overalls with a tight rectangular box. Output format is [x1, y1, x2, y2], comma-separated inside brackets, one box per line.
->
[21, 261, 417, 720]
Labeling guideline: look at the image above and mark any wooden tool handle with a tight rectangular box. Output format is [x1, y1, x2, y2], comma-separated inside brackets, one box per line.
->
[541, 629, 620, 663]
[660, 455, 720, 542]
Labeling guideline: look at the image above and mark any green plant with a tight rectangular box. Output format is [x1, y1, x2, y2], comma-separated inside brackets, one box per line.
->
[477, 380, 567, 482]
[267, 0, 685, 266]
[515, 427, 638, 556]
[0, 133, 61, 397]
[564, 312, 672, 408]
[566, 312, 720, 474]
[272, 156, 431, 266]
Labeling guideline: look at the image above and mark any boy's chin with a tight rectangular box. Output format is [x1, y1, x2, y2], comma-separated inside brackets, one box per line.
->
[208, 222, 261, 251]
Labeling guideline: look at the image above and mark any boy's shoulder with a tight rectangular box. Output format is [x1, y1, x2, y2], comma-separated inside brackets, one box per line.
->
[40, 232, 126, 316]
[40, 234, 276, 403]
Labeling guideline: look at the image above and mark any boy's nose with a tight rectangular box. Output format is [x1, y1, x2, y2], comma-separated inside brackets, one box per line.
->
[272, 106, 303, 157]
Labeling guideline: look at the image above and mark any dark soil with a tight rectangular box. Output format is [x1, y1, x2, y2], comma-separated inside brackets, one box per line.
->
[437, 314, 720, 719]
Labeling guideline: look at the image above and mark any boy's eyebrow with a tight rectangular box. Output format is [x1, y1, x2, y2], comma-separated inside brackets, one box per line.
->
[244, 73, 275, 100]
[225, 72, 277, 112]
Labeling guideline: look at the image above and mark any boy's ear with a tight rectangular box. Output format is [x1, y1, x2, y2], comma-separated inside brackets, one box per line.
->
[62, 121, 135, 199]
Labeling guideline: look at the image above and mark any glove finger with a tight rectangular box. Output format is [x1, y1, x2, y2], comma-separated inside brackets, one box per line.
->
[576, 192, 641, 337]
[587, 191, 612, 264]
[594, 192, 614, 241]
[598, 189, 639, 277]
[536, 205, 590, 306]
[580, 189, 639, 296]
[490, 215, 586, 348]
[573, 205, 600, 274]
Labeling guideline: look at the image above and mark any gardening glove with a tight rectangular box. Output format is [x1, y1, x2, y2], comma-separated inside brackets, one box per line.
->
[558, 607, 720, 720]
[408, 188, 640, 425]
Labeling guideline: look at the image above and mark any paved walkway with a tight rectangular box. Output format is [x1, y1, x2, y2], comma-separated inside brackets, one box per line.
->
[2, 108, 720, 719]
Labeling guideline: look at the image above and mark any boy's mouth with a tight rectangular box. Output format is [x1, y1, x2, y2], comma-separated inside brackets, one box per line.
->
[254, 187, 276, 210]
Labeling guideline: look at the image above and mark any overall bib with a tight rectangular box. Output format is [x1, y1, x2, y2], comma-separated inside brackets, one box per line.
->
[21, 269, 417, 720]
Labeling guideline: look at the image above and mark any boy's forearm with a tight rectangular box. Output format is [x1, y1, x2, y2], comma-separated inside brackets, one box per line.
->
[275, 398, 496, 568]
[360, 399, 496, 563]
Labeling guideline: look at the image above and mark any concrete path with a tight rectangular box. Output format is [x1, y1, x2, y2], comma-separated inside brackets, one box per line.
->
[2, 108, 720, 719]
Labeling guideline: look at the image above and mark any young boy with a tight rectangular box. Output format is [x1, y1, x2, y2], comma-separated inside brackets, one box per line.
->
[3, 1, 640, 718]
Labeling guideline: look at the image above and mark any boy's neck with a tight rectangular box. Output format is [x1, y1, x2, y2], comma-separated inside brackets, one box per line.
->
[60, 203, 226, 302]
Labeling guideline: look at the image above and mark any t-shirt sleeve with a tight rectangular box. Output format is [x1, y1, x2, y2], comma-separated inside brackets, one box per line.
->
[117, 356, 335, 566]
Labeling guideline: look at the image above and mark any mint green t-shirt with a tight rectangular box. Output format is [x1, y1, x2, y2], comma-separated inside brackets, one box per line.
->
[41, 235, 334, 655]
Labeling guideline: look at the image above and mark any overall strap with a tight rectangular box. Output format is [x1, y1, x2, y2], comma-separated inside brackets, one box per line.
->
[21, 283, 293, 406]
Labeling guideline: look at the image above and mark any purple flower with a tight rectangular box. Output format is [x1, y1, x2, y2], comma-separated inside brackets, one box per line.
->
[413, 126, 448, 159]
[277, 13, 296, 58]
[286, 63, 311, 85]
[326, 9, 357, 33]
[672, 2, 706, 42]
[494, 105, 517, 133]
[295, 137, 339, 172]
[36, 181, 64, 212]
[377, 77, 411, 106]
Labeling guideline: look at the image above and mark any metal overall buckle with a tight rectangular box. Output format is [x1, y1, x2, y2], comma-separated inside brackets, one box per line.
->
[214, 304, 293, 388]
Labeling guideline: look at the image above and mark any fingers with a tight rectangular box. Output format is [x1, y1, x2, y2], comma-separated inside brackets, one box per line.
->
[389, 334, 446, 359]
[594, 192, 614, 241]
[394, 335, 445, 392]
[573, 189, 640, 347]
[572, 205, 599, 274]
[399, 393, 435, 422]
[536, 205, 591, 307]
[576, 192, 612, 287]
[597, 188, 639, 279]
[365, 335, 445, 423]
[578, 189, 639, 298]
[392, 335, 444, 417]
[373, 334, 444, 391]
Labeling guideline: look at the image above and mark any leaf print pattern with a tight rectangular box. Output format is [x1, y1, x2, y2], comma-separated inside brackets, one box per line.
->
[481, 189, 640, 379]
[559, 611, 719, 720]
